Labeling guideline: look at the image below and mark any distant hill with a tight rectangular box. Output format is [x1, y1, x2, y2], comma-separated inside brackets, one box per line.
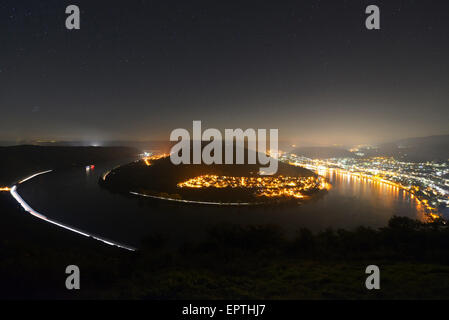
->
[290, 135, 449, 162]
[291, 147, 355, 159]
[373, 135, 449, 162]
[396, 135, 449, 147]
[0, 140, 172, 153]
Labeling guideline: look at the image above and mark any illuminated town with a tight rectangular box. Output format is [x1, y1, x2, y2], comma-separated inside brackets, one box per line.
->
[282, 153, 449, 219]
[177, 174, 330, 199]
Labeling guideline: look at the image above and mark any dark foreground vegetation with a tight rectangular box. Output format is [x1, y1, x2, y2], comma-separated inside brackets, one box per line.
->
[1, 189, 449, 299]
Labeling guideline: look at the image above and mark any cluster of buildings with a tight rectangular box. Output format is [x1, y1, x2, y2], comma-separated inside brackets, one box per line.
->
[177, 174, 329, 199]
[282, 153, 449, 217]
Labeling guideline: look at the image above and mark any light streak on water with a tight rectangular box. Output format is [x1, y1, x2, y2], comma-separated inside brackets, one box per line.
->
[130, 191, 255, 206]
[10, 171, 136, 251]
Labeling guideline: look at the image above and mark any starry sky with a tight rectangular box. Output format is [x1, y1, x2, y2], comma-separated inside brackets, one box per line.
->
[1, 0, 448, 146]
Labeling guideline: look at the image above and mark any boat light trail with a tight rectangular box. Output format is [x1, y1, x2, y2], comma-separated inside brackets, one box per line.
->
[130, 191, 255, 205]
[10, 170, 136, 252]
[18, 170, 53, 184]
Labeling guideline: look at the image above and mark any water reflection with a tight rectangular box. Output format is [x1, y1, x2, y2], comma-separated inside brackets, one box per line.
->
[317, 167, 427, 222]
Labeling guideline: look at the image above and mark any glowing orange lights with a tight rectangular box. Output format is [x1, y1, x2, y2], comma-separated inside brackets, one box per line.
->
[143, 153, 169, 166]
[429, 213, 440, 220]
[177, 174, 329, 199]
[0, 187, 11, 192]
[289, 159, 442, 220]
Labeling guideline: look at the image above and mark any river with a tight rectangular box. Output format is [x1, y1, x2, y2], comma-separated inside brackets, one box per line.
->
[17, 159, 426, 248]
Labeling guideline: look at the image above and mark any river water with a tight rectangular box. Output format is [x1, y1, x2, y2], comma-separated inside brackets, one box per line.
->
[18, 159, 426, 247]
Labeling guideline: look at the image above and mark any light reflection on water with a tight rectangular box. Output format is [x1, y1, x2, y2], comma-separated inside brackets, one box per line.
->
[316, 167, 426, 222]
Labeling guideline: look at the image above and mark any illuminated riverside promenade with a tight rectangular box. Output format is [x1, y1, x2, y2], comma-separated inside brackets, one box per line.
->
[143, 153, 170, 166]
[286, 160, 441, 221]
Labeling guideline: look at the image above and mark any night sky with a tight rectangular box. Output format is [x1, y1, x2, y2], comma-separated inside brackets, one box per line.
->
[1, 0, 448, 146]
